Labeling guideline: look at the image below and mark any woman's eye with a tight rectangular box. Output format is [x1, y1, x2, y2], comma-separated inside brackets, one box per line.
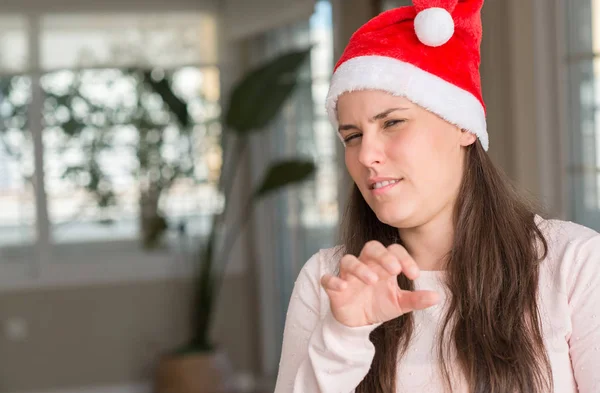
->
[343, 133, 362, 144]
[384, 119, 405, 128]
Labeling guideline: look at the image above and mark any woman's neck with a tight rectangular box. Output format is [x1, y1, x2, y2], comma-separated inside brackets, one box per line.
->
[398, 211, 454, 271]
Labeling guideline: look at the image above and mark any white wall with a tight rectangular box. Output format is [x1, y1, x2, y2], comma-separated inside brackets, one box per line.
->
[222, 0, 316, 40]
[0, 0, 219, 13]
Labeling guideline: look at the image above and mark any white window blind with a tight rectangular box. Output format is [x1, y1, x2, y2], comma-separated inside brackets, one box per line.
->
[0, 16, 28, 74]
[40, 13, 218, 71]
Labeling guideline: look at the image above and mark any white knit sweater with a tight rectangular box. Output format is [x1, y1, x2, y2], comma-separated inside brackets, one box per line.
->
[274, 218, 600, 392]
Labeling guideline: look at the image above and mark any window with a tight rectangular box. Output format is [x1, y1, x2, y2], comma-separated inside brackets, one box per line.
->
[0, 11, 220, 287]
[565, 0, 600, 229]
[41, 66, 220, 244]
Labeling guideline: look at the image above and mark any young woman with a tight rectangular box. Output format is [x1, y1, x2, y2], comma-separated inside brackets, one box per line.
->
[274, 0, 600, 392]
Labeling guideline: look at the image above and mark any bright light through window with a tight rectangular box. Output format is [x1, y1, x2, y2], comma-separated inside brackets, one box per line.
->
[0, 16, 34, 248]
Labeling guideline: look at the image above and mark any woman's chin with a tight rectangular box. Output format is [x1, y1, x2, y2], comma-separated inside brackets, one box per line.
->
[374, 207, 415, 228]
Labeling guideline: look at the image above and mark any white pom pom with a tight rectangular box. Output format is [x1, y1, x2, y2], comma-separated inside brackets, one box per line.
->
[414, 7, 455, 47]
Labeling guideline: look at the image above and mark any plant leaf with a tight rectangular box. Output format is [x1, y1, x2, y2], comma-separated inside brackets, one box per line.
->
[61, 117, 85, 136]
[253, 159, 316, 199]
[225, 47, 311, 134]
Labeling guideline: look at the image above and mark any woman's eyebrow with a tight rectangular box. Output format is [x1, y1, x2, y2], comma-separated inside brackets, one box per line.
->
[338, 107, 409, 132]
[370, 107, 408, 121]
[338, 124, 359, 132]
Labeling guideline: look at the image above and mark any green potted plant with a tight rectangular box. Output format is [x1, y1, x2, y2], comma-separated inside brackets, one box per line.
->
[154, 47, 315, 393]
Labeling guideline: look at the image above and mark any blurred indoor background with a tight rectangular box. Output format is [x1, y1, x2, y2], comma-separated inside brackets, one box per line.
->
[0, 0, 595, 392]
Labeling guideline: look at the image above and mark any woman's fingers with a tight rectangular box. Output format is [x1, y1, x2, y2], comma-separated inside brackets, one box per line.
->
[397, 289, 440, 312]
[336, 241, 424, 290]
[387, 244, 420, 280]
[359, 241, 420, 279]
[339, 254, 379, 284]
[321, 274, 348, 291]
[359, 241, 402, 276]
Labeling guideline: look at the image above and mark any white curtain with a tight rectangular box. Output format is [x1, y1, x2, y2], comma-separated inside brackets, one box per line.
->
[564, 0, 600, 230]
[245, 0, 339, 379]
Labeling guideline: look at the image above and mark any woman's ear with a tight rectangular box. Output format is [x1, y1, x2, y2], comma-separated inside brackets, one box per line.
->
[459, 129, 477, 147]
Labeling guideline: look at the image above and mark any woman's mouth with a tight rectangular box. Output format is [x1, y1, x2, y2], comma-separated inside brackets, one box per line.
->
[370, 178, 402, 194]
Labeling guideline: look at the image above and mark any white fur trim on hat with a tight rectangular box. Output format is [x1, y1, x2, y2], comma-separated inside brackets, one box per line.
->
[326, 55, 488, 150]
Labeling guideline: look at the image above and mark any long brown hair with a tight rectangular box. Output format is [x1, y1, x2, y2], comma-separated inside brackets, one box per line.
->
[341, 141, 553, 393]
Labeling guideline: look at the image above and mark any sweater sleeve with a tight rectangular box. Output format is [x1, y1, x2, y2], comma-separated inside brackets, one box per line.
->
[274, 250, 380, 393]
[567, 234, 600, 392]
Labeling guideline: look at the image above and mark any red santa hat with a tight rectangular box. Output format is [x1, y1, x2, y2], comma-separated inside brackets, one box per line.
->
[326, 0, 488, 150]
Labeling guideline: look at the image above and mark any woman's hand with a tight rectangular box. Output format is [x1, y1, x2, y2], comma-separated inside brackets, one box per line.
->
[321, 241, 440, 327]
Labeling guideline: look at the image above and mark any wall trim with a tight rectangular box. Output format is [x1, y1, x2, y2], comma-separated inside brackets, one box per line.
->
[12, 372, 261, 393]
[0, 241, 197, 292]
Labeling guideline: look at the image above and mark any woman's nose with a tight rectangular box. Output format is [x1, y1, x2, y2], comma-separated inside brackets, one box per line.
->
[357, 133, 385, 167]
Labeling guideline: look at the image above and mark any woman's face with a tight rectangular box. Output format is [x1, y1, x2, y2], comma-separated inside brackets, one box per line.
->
[337, 90, 476, 229]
